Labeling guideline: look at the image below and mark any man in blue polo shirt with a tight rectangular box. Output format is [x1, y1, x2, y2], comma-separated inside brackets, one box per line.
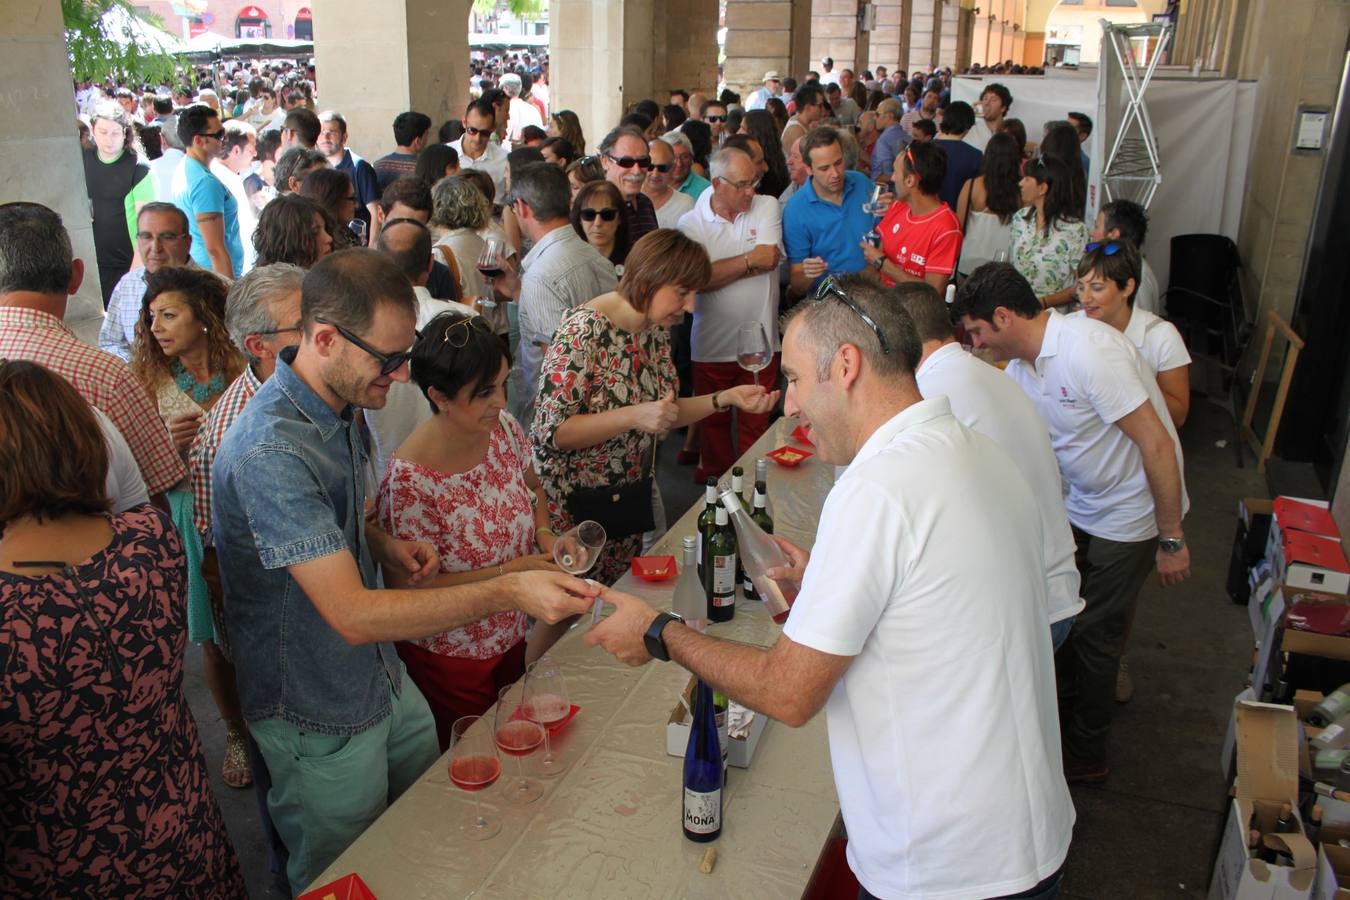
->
[784, 126, 878, 297]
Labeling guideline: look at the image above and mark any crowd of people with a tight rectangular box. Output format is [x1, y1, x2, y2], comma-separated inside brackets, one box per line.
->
[1, 49, 1194, 899]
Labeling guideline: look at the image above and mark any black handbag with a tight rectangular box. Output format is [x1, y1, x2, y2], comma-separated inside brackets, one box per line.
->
[564, 473, 655, 539]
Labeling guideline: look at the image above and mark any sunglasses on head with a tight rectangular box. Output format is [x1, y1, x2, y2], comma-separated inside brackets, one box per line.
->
[1084, 241, 1123, 255]
[315, 315, 412, 376]
[812, 276, 891, 355]
[606, 153, 651, 170]
[579, 207, 619, 222]
[441, 314, 493, 349]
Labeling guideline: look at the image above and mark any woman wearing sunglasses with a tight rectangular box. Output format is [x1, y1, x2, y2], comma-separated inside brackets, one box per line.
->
[376, 312, 560, 750]
[1009, 155, 1089, 311]
[531, 230, 778, 586]
[570, 180, 630, 271]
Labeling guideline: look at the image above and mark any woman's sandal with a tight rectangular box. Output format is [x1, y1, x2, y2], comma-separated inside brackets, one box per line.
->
[223, 724, 253, 789]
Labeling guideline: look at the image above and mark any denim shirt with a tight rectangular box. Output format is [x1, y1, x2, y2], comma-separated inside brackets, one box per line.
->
[212, 347, 402, 735]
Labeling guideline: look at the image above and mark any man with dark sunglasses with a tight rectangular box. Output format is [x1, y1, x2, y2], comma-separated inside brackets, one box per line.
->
[172, 103, 244, 278]
[212, 248, 598, 893]
[448, 98, 509, 200]
[698, 98, 729, 146]
[642, 138, 694, 228]
[600, 125, 660, 244]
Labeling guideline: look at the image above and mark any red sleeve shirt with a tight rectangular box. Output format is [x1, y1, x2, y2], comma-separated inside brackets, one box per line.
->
[878, 201, 964, 286]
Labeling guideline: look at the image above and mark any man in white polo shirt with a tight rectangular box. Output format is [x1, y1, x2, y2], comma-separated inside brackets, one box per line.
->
[953, 261, 1190, 785]
[677, 145, 782, 481]
[587, 273, 1074, 900]
[895, 282, 1082, 648]
[448, 98, 509, 200]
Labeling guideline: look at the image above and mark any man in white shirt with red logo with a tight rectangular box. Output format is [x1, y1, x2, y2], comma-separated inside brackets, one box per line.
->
[860, 141, 961, 293]
[953, 261, 1190, 785]
[587, 273, 1075, 900]
[677, 146, 783, 481]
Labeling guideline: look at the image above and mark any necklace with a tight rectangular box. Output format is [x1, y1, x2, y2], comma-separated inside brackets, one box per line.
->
[171, 360, 226, 404]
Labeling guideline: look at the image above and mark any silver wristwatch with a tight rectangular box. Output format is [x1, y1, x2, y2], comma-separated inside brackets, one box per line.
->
[1158, 537, 1186, 553]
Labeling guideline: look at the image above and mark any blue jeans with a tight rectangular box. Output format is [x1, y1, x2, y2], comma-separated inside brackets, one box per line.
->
[860, 868, 1063, 900]
[1050, 615, 1076, 651]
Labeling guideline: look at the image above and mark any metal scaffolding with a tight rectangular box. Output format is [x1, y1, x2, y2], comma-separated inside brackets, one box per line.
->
[1099, 20, 1172, 210]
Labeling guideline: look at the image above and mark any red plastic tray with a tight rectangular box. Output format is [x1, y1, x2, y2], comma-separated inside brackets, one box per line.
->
[767, 445, 813, 467]
[791, 423, 814, 446]
[632, 555, 677, 581]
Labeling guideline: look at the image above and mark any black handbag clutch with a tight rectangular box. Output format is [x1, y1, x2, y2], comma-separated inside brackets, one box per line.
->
[564, 475, 655, 539]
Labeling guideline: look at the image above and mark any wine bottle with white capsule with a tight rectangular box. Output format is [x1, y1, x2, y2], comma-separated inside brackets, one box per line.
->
[743, 481, 774, 602]
[705, 505, 737, 623]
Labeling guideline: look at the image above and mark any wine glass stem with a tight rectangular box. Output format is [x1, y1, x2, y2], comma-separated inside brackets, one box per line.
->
[473, 790, 484, 828]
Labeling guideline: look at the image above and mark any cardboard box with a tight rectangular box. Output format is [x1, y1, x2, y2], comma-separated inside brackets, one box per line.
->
[1281, 588, 1350, 663]
[1268, 498, 1350, 595]
[1316, 844, 1350, 899]
[666, 676, 769, 768]
[1208, 702, 1318, 900]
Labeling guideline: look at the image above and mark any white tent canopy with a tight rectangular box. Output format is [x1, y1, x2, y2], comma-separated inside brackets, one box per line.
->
[100, 4, 185, 55]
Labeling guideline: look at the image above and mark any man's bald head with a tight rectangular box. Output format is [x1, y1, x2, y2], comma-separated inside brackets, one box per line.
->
[375, 217, 433, 285]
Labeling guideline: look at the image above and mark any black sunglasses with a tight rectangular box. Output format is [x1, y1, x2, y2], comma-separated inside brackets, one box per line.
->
[813, 276, 891, 355]
[1084, 241, 1123, 255]
[463, 125, 492, 136]
[706, 115, 727, 123]
[649, 162, 674, 173]
[579, 207, 619, 222]
[199, 129, 226, 141]
[315, 315, 412, 376]
[606, 153, 651, 170]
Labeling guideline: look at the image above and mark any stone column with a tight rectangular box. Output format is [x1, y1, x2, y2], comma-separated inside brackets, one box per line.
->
[724, 0, 813, 101]
[811, 0, 863, 77]
[868, 0, 907, 76]
[1, 0, 104, 342]
[312, 0, 470, 160]
[552, 0, 717, 154]
[938, 0, 960, 66]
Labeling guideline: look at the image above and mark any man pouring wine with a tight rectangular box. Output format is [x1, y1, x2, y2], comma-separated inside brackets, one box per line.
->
[586, 273, 1074, 900]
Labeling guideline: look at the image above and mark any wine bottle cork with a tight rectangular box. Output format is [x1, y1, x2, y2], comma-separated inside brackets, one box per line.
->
[699, 846, 717, 874]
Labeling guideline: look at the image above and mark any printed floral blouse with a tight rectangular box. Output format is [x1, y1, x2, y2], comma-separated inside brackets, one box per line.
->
[1009, 206, 1090, 298]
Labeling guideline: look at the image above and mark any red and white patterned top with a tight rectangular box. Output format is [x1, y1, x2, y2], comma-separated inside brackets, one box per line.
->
[376, 414, 533, 660]
[0, 307, 185, 495]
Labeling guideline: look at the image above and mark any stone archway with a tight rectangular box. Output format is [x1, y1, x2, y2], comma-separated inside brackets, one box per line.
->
[1023, 0, 1166, 66]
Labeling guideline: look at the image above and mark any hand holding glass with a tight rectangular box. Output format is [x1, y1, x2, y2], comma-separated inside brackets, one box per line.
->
[736, 322, 772, 386]
[477, 239, 505, 280]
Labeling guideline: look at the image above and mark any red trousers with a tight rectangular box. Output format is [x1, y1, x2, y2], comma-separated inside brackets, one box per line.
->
[396, 639, 527, 752]
[692, 355, 781, 481]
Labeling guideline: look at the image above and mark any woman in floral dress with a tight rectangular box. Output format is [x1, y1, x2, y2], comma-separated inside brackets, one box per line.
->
[1009, 155, 1089, 311]
[0, 361, 245, 897]
[531, 229, 779, 584]
[377, 312, 560, 750]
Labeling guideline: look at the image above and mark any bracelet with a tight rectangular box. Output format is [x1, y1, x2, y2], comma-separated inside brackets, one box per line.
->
[744, 254, 753, 275]
[536, 526, 556, 538]
[496, 564, 505, 578]
[711, 391, 728, 412]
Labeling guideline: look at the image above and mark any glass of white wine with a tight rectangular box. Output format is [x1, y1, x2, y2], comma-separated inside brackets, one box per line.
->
[553, 520, 606, 575]
[736, 322, 771, 386]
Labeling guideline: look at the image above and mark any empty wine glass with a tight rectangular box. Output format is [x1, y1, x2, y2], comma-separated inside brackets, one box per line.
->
[494, 682, 545, 804]
[348, 218, 368, 247]
[525, 657, 571, 777]
[448, 715, 501, 840]
[736, 322, 772, 386]
[861, 182, 886, 247]
[553, 520, 606, 576]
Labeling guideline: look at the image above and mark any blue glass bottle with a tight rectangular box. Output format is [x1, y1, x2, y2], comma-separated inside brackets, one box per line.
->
[682, 679, 723, 842]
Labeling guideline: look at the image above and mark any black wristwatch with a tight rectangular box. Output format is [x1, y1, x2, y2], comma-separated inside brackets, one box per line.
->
[872, 255, 885, 271]
[1158, 537, 1186, 553]
[644, 611, 684, 662]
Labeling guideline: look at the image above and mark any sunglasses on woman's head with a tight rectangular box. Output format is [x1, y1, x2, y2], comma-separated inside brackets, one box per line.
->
[579, 207, 619, 222]
[1084, 241, 1123, 255]
[441, 315, 492, 349]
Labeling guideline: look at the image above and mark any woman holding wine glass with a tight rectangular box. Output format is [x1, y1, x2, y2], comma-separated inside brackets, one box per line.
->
[376, 312, 565, 751]
[531, 229, 778, 585]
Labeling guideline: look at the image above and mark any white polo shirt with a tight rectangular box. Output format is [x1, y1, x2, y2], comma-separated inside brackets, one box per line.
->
[447, 139, 509, 201]
[1068, 307, 1190, 379]
[916, 342, 1083, 624]
[1007, 312, 1188, 543]
[783, 397, 1074, 900]
[676, 192, 783, 363]
[650, 189, 694, 230]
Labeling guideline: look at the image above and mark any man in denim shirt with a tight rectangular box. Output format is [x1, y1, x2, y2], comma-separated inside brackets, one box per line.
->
[212, 248, 597, 892]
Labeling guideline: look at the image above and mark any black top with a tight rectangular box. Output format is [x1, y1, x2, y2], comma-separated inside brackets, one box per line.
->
[83, 148, 151, 271]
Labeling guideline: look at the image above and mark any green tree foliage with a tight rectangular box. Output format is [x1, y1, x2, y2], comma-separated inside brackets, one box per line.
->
[64, 0, 186, 86]
[472, 0, 549, 22]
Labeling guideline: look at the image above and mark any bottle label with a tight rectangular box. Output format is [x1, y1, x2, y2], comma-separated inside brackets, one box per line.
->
[683, 787, 722, 834]
[712, 554, 736, 603]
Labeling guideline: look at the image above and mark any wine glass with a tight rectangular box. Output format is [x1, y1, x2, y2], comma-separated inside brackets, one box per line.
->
[494, 682, 545, 804]
[553, 520, 606, 575]
[477, 238, 505, 282]
[736, 322, 772, 386]
[525, 657, 571, 777]
[348, 217, 368, 247]
[861, 182, 886, 247]
[448, 715, 501, 840]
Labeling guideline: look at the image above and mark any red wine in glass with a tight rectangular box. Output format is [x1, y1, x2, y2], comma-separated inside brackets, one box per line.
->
[478, 264, 506, 279]
[450, 755, 501, 791]
[495, 719, 545, 757]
